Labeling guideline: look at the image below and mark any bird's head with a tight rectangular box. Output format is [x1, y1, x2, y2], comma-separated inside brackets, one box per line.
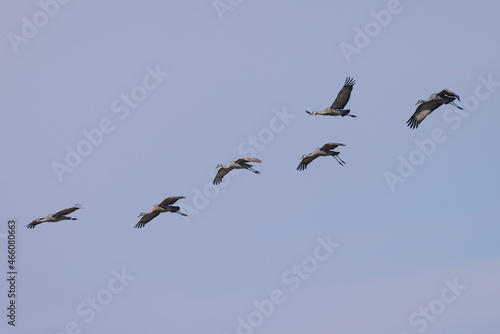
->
[137, 212, 145, 218]
[300, 154, 306, 159]
[216, 163, 223, 169]
[35, 218, 42, 222]
[415, 99, 424, 106]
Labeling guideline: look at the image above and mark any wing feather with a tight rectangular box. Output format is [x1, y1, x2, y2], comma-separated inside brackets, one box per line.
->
[407, 106, 433, 129]
[437, 88, 460, 101]
[213, 167, 230, 185]
[320, 143, 345, 151]
[296, 155, 318, 171]
[53, 204, 81, 218]
[134, 211, 160, 229]
[26, 220, 42, 229]
[159, 196, 185, 207]
[236, 157, 262, 164]
[331, 77, 355, 109]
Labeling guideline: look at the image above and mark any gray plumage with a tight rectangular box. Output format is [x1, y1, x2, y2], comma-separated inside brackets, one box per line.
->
[26, 204, 82, 229]
[306, 77, 357, 117]
[213, 157, 261, 185]
[407, 88, 463, 129]
[135, 196, 187, 229]
[297, 143, 346, 171]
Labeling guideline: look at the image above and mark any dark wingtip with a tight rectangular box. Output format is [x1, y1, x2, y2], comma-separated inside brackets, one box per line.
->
[406, 117, 418, 129]
[344, 77, 356, 87]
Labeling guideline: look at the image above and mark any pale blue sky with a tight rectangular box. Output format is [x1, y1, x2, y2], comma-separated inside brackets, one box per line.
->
[1, 1, 500, 333]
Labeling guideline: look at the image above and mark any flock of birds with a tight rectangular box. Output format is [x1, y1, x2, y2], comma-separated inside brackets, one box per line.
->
[26, 77, 463, 229]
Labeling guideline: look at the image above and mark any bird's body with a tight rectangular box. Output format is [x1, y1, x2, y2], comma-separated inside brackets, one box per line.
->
[135, 196, 187, 229]
[297, 143, 346, 171]
[213, 157, 261, 185]
[306, 77, 357, 117]
[26, 204, 82, 229]
[407, 88, 463, 129]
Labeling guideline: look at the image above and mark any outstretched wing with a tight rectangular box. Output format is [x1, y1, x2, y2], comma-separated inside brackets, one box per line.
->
[406, 105, 434, 129]
[437, 88, 460, 101]
[331, 77, 355, 110]
[159, 196, 185, 208]
[296, 154, 318, 171]
[26, 220, 42, 229]
[213, 167, 230, 185]
[320, 143, 345, 152]
[235, 157, 262, 164]
[53, 204, 82, 219]
[134, 211, 160, 229]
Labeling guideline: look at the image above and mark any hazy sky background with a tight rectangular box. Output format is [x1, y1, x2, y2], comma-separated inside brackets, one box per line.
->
[1, 0, 500, 333]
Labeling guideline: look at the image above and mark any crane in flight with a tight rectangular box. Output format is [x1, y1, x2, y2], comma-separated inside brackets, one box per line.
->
[135, 196, 187, 229]
[213, 157, 262, 185]
[306, 77, 357, 117]
[407, 88, 462, 129]
[297, 143, 346, 171]
[26, 204, 82, 229]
